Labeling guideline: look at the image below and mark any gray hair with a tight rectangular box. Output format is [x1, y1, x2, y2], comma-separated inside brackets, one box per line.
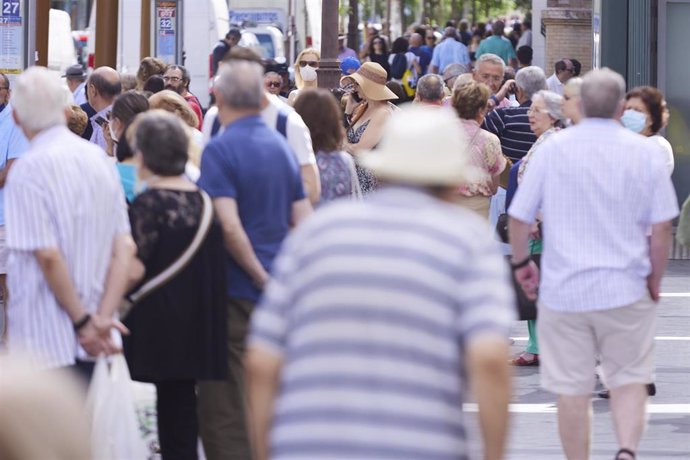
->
[133, 110, 189, 176]
[215, 60, 264, 110]
[442, 63, 469, 80]
[532, 90, 564, 123]
[12, 67, 66, 132]
[416, 74, 445, 102]
[515, 66, 547, 100]
[475, 53, 505, 72]
[581, 68, 625, 119]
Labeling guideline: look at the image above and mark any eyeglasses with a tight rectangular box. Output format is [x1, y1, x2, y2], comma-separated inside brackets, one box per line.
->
[527, 107, 549, 115]
[299, 60, 319, 68]
[479, 74, 503, 83]
[163, 76, 182, 82]
[266, 81, 281, 88]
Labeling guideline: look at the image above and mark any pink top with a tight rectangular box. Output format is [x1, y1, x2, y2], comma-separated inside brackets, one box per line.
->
[458, 119, 507, 197]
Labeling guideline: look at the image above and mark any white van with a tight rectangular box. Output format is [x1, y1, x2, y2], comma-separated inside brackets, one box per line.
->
[86, 0, 230, 108]
[48, 9, 77, 76]
[244, 26, 286, 62]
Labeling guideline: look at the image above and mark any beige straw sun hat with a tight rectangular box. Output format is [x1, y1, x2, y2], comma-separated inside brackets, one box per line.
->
[340, 62, 399, 101]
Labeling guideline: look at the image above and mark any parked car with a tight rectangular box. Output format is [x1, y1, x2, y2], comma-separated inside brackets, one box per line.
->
[244, 26, 286, 62]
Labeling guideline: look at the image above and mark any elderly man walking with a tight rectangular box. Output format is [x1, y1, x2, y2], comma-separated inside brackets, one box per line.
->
[414, 74, 445, 106]
[509, 68, 678, 460]
[197, 59, 312, 460]
[429, 27, 470, 75]
[246, 105, 514, 460]
[85, 66, 121, 152]
[4, 67, 134, 374]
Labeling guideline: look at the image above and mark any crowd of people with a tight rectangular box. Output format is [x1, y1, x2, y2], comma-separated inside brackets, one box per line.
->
[0, 14, 682, 460]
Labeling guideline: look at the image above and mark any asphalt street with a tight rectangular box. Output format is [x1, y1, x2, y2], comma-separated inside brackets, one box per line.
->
[466, 260, 690, 459]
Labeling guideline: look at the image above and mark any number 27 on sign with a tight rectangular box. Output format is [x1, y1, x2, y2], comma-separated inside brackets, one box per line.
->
[2, 0, 20, 17]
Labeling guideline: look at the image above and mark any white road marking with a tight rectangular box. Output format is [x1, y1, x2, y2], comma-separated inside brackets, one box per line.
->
[463, 403, 690, 414]
[511, 337, 690, 341]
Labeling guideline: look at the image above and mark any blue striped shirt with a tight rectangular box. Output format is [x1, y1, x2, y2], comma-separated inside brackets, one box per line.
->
[482, 101, 537, 161]
[250, 186, 515, 460]
[5, 125, 130, 368]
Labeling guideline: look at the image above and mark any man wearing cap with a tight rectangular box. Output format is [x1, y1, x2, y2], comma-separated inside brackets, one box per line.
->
[340, 57, 361, 77]
[337, 35, 358, 61]
[63, 65, 87, 105]
[246, 105, 513, 460]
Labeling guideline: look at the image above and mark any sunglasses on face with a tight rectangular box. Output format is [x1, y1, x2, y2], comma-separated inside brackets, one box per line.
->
[266, 81, 281, 88]
[299, 60, 319, 68]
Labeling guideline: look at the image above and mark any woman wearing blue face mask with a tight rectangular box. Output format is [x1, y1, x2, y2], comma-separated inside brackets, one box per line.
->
[622, 86, 674, 174]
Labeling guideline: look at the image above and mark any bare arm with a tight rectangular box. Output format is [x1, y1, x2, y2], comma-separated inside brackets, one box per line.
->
[214, 197, 270, 288]
[648, 220, 673, 301]
[0, 159, 17, 188]
[345, 109, 389, 154]
[35, 248, 123, 355]
[300, 164, 321, 206]
[97, 234, 137, 319]
[291, 198, 313, 228]
[35, 248, 87, 323]
[245, 347, 283, 460]
[466, 335, 511, 460]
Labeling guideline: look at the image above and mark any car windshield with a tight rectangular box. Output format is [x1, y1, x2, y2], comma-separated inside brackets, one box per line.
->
[255, 34, 275, 59]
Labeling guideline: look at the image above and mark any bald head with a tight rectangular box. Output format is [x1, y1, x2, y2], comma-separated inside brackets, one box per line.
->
[87, 66, 121, 111]
[410, 33, 423, 47]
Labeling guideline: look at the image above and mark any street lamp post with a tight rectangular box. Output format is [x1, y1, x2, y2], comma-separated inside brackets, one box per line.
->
[318, 0, 341, 90]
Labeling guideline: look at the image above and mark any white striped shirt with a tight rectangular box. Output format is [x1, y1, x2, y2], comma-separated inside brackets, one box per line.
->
[509, 119, 679, 313]
[250, 186, 515, 460]
[5, 125, 130, 368]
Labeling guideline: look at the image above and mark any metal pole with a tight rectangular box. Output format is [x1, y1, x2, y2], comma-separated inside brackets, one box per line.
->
[35, 0, 49, 66]
[140, 0, 151, 60]
[318, 0, 340, 89]
[94, 0, 119, 68]
[25, 0, 37, 68]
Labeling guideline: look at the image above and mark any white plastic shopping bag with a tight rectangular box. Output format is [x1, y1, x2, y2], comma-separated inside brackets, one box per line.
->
[87, 354, 149, 460]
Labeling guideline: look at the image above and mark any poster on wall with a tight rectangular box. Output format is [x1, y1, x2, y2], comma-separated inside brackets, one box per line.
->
[154, 0, 181, 65]
[0, 0, 25, 86]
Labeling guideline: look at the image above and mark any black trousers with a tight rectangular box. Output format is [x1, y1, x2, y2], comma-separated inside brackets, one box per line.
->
[156, 380, 199, 460]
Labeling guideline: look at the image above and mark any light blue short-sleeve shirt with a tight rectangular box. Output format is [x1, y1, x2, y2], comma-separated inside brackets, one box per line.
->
[0, 104, 29, 225]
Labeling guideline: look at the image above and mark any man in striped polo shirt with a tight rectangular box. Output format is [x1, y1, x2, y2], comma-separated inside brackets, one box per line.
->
[4, 67, 133, 374]
[246, 105, 514, 460]
[483, 65, 546, 162]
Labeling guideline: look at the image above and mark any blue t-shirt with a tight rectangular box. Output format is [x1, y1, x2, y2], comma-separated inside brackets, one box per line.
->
[116, 162, 137, 203]
[409, 46, 432, 75]
[198, 115, 305, 302]
[0, 104, 29, 225]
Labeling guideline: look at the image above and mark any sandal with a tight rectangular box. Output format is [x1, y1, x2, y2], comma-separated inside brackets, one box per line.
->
[509, 353, 539, 366]
[615, 447, 635, 459]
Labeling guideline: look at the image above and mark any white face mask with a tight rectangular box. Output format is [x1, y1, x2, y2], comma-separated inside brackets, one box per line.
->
[108, 121, 118, 142]
[301, 65, 318, 82]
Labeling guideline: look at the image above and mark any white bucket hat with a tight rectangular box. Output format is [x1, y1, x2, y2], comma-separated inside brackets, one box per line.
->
[358, 105, 480, 186]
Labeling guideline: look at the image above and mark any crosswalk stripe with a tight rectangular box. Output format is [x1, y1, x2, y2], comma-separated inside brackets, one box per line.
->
[463, 403, 690, 414]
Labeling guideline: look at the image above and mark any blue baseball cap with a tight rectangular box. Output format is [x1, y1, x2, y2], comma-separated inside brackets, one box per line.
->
[340, 57, 361, 76]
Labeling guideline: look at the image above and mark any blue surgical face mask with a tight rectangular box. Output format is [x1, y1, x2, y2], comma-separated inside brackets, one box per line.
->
[621, 109, 647, 134]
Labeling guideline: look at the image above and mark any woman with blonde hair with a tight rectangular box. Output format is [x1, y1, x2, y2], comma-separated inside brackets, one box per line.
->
[452, 80, 507, 218]
[148, 90, 203, 173]
[288, 48, 320, 105]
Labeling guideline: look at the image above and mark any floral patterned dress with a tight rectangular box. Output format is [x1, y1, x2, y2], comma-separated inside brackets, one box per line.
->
[315, 150, 362, 207]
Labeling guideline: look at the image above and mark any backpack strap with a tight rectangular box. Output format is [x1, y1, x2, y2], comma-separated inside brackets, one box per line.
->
[210, 115, 222, 137]
[276, 108, 289, 138]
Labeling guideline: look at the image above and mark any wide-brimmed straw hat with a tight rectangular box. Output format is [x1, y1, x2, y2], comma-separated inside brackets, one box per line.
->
[359, 105, 480, 186]
[340, 62, 398, 101]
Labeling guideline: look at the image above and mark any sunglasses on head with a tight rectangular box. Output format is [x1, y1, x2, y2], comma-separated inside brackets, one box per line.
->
[299, 60, 319, 68]
[266, 81, 281, 88]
